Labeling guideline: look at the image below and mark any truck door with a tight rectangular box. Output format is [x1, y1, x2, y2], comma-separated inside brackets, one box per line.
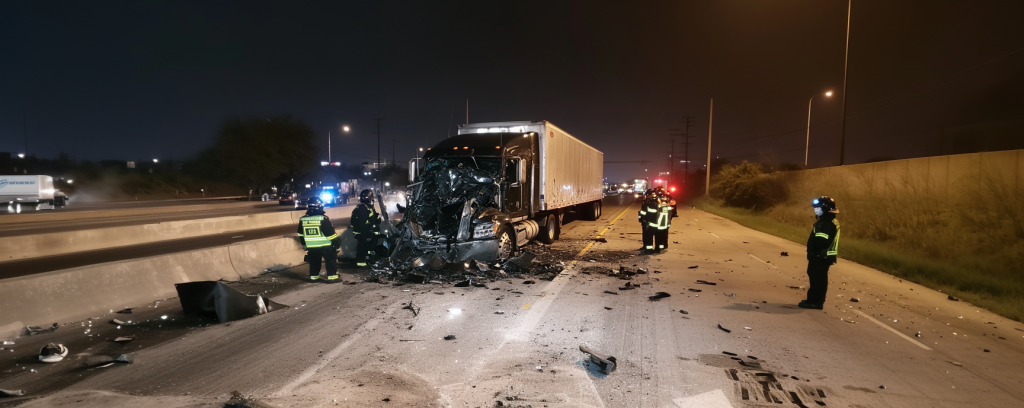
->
[504, 157, 525, 215]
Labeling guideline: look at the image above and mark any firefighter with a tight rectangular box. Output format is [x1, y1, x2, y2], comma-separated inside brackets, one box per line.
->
[297, 197, 340, 282]
[351, 189, 382, 267]
[653, 190, 672, 251]
[800, 196, 841, 310]
[638, 189, 660, 254]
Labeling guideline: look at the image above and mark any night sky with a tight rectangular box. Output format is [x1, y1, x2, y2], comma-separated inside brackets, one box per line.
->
[2, 1, 1023, 182]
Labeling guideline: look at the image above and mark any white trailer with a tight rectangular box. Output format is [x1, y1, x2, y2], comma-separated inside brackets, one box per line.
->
[0, 175, 68, 213]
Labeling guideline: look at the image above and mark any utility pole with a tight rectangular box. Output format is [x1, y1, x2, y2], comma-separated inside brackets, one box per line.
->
[327, 131, 331, 163]
[679, 116, 695, 191]
[388, 138, 399, 168]
[466, 99, 469, 124]
[22, 116, 28, 156]
[705, 98, 714, 196]
[839, 0, 851, 166]
[374, 118, 384, 169]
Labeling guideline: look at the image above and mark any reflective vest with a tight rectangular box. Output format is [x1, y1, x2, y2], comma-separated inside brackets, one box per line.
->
[653, 203, 672, 230]
[299, 215, 337, 248]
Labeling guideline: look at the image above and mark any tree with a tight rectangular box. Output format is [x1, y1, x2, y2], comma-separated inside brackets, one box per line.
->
[193, 115, 319, 196]
[710, 161, 786, 209]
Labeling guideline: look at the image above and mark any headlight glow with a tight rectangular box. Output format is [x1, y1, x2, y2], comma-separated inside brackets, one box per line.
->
[320, 192, 333, 202]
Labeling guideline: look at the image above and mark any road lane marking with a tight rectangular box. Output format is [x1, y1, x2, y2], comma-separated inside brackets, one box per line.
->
[854, 310, 933, 351]
[522, 303, 530, 310]
[231, 235, 244, 239]
[709, 232, 721, 238]
[673, 389, 734, 408]
[748, 254, 779, 269]
[274, 309, 387, 396]
[570, 201, 635, 267]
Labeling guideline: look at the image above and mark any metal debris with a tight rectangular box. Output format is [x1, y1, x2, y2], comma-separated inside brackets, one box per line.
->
[717, 324, 732, 333]
[522, 280, 535, 285]
[648, 292, 671, 301]
[780, 252, 789, 256]
[579, 345, 617, 374]
[175, 281, 284, 323]
[679, 310, 688, 314]
[604, 306, 613, 310]
[25, 323, 59, 335]
[618, 282, 636, 291]
[688, 265, 698, 269]
[443, 335, 456, 340]
[695, 280, 717, 285]
[603, 290, 619, 295]
[688, 288, 702, 293]
[0, 388, 25, 398]
[85, 353, 134, 367]
[850, 297, 860, 302]
[116, 308, 133, 314]
[112, 336, 135, 344]
[402, 301, 420, 317]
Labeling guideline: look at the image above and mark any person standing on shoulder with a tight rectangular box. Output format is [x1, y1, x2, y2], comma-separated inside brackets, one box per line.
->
[297, 197, 340, 282]
[351, 189, 382, 267]
[653, 190, 672, 252]
[800, 196, 840, 310]
[638, 189, 660, 254]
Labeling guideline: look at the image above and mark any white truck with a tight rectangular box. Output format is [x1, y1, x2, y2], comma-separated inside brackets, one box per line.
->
[399, 120, 604, 262]
[0, 175, 69, 213]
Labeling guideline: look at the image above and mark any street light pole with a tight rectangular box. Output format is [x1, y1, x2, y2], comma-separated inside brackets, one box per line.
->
[805, 91, 832, 167]
[839, 0, 852, 165]
[705, 98, 713, 197]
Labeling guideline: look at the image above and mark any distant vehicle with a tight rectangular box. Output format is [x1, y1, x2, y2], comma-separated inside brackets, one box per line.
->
[289, 186, 343, 210]
[606, 185, 620, 195]
[399, 120, 604, 263]
[0, 175, 69, 213]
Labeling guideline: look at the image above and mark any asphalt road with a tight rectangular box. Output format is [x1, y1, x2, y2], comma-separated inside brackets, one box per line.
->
[2, 194, 1023, 407]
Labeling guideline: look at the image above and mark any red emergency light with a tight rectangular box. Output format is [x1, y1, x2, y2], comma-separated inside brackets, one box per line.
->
[669, 186, 677, 192]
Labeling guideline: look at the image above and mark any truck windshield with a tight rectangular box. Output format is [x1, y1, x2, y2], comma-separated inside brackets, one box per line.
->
[424, 157, 502, 177]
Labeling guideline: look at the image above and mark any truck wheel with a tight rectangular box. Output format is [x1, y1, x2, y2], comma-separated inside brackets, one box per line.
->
[497, 226, 516, 263]
[539, 214, 558, 244]
[582, 201, 601, 221]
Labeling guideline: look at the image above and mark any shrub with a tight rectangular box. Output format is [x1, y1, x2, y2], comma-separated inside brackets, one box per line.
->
[710, 161, 787, 210]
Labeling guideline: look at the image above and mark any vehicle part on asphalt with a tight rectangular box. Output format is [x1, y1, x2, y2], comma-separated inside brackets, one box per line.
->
[648, 292, 671, 301]
[175, 281, 285, 323]
[38, 343, 68, 363]
[579, 345, 617, 374]
[717, 324, 732, 333]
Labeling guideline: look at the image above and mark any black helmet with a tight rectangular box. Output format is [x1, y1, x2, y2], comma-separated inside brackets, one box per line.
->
[359, 189, 374, 204]
[307, 197, 325, 214]
[812, 196, 837, 213]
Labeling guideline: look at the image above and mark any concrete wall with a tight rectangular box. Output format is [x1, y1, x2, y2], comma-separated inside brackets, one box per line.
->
[0, 235, 306, 339]
[0, 205, 353, 262]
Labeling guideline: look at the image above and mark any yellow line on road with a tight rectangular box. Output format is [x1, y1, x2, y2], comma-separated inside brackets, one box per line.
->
[572, 201, 636, 264]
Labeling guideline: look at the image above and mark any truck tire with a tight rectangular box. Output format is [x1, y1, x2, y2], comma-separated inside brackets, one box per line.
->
[582, 201, 601, 221]
[496, 226, 516, 263]
[538, 214, 558, 244]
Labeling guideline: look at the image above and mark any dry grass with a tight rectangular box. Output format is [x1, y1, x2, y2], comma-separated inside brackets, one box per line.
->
[700, 159, 1024, 325]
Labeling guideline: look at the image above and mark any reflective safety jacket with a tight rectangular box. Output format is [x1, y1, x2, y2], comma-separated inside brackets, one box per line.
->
[297, 214, 339, 249]
[351, 203, 382, 235]
[806, 213, 840, 263]
[638, 198, 672, 230]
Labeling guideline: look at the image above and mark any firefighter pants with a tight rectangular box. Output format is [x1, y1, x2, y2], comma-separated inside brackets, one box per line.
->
[355, 233, 377, 266]
[642, 225, 655, 251]
[654, 228, 669, 250]
[805, 259, 832, 305]
[307, 247, 338, 279]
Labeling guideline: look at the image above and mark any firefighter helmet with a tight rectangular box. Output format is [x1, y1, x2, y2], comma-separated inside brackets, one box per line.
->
[359, 189, 374, 204]
[812, 196, 838, 213]
[306, 196, 325, 214]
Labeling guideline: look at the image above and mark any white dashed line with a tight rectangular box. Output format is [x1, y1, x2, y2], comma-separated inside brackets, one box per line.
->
[748, 254, 779, 269]
[854, 310, 933, 351]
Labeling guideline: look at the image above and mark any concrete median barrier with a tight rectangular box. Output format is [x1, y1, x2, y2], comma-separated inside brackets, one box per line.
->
[0, 235, 306, 339]
[0, 205, 353, 262]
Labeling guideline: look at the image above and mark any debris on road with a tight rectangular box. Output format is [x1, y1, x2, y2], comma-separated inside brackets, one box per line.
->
[112, 336, 135, 344]
[688, 288, 702, 293]
[603, 290, 619, 295]
[443, 335, 456, 341]
[780, 252, 789, 256]
[851, 297, 860, 302]
[116, 308, 133, 314]
[950, 361, 963, 367]
[0, 389, 25, 398]
[175, 281, 285, 323]
[948, 295, 960, 301]
[618, 282, 636, 291]
[879, 385, 886, 390]
[225, 390, 274, 408]
[604, 306, 613, 310]
[717, 324, 732, 333]
[688, 265, 698, 269]
[786, 285, 803, 290]
[722, 351, 738, 356]
[26, 323, 59, 335]
[110, 319, 135, 326]
[406, 273, 427, 284]
[579, 345, 617, 374]
[402, 301, 420, 317]
[695, 280, 717, 286]
[679, 310, 689, 314]
[494, 311, 505, 315]
[593, 238, 608, 243]
[454, 280, 471, 287]
[38, 343, 68, 363]
[522, 280, 535, 285]
[85, 353, 134, 367]
[648, 292, 671, 301]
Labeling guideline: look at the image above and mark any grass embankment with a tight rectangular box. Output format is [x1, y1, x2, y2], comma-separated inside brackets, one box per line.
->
[693, 199, 1024, 323]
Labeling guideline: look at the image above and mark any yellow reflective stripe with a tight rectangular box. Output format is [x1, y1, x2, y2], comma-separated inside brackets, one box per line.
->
[815, 233, 829, 239]
[827, 230, 841, 256]
[326, 233, 338, 240]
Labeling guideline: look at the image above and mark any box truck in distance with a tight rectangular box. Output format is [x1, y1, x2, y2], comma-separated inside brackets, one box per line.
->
[0, 175, 69, 213]
[395, 120, 603, 263]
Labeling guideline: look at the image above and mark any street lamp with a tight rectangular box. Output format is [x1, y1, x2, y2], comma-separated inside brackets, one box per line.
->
[153, 158, 159, 163]
[17, 153, 25, 158]
[805, 91, 833, 167]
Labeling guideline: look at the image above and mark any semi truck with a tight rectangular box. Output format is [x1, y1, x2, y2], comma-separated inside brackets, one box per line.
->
[0, 175, 69, 213]
[396, 120, 603, 263]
